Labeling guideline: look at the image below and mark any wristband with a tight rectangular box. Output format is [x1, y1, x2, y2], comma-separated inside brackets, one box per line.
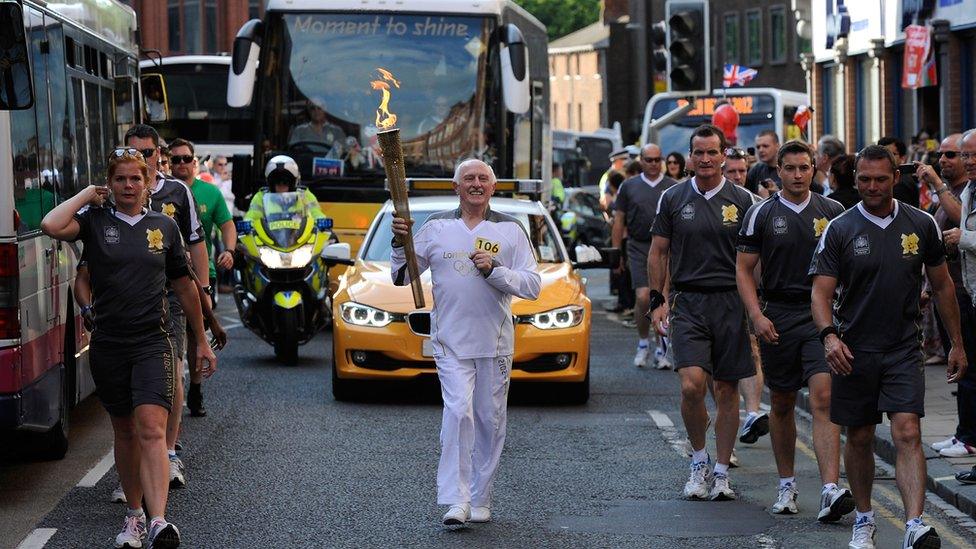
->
[80, 304, 93, 315]
[819, 326, 839, 344]
[648, 290, 665, 312]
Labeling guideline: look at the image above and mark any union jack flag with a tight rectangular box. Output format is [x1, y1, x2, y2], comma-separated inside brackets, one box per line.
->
[723, 64, 758, 88]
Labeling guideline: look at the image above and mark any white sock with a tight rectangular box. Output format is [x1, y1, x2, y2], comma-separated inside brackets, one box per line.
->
[779, 477, 795, 489]
[746, 410, 759, 419]
[150, 516, 166, 526]
[855, 510, 875, 523]
[637, 338, 649, 349]
[167, 450, 176, 458]
[822, 482, 838, 494]
[713, 463, 729, 477]
[691, 447, 708, 464]
[906, 516, 924, 529]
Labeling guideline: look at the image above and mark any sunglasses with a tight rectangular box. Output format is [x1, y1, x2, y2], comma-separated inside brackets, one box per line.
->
[724, 148, 747, 159]
[110, 147, 145, 160]
[933, 151, 959, 159]
[170, 155, 195, 165]
[641, 157, 663, 163]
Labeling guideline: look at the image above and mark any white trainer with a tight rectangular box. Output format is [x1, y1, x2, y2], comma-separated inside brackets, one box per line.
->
[653, 344, 671, 370]
[904, 520, 940, 549]
[849, 517, 877, 549]
[683, 460, 713, 499]
[818, 486, 855, 523]
[938, 439, 976, 457]
[634, 346, 650, 368]
[710, 474, 736, 501]
[469, 506, 491, 523]
[111, 483, 127, 503]
[168, 455, 186, 489]
[771, 483, 798, 514]
[114, 513, 146, 548]
[442, 503, 470, 526]
[930, 437, 957, 451]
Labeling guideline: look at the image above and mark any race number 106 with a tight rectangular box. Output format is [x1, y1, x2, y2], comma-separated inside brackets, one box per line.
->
[474, 237, 501, 255]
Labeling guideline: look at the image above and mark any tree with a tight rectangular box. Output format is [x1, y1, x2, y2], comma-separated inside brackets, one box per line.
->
[515, 0, 602, 41]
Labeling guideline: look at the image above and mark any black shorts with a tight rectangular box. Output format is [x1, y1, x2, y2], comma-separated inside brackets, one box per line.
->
[626, 239, 651, 289]
[90, 335, 176, 416]
[758, 301, 829, 392]
[668, 289, 755, 381]
[830, 343, 925, 426]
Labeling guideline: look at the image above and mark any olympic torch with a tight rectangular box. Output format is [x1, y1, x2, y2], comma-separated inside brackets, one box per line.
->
[372, 68, 425, 308]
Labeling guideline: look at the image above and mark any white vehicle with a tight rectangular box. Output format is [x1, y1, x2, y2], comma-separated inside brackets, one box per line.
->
[139, 55, 255, 160]
[640, 88, 809, 155]
[0, 0, 140, 458]
[552, 126, 622, 188]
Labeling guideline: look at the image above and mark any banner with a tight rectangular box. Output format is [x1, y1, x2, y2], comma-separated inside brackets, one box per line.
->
[901, 25, 936, 89]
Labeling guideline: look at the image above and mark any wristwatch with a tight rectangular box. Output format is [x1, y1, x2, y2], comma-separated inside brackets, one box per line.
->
[819, 326, 839, 344]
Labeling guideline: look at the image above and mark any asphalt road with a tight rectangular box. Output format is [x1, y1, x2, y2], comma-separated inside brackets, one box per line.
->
[6, 271, 976, 548]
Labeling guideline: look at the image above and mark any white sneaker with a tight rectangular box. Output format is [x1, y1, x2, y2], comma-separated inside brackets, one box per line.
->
[771, 482, 798, 514]
[168, 455, 186, 489]
[114, 513, 146, 548]
[710, 474, 736, 501]
[146, 518, 180, 549]
[818, 486, 855, 523]
[904, 520, 940, 548]
[930, 437, 957, 451]
[111, 483, 127, 503]
[938, 440, 976, 457]
[442, 503, 470, 525]
[469, 506, 491, 523]
[849, 516, 877, 549]
[653, 345, 671, 370]
[634, 346, 650, 368]
[683, 460, 713, 499]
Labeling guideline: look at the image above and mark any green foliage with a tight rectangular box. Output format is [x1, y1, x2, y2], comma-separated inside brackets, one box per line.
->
[515, 0, 602, 41]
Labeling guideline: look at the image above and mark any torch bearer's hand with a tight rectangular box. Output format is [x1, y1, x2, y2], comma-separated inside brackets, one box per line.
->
[391, 215, 413, 245]
[470, 251, 494, 276]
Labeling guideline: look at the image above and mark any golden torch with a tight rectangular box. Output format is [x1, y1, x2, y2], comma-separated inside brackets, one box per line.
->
[372, 68, 425, 308]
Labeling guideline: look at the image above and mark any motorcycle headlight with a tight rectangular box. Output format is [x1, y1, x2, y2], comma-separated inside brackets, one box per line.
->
[340, 302, 393, 327]
[519, 305, 584, 330]
[259, 244, 315, 269]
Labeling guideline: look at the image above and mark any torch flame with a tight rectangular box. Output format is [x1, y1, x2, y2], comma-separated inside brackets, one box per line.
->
[371, 68, 401, 130]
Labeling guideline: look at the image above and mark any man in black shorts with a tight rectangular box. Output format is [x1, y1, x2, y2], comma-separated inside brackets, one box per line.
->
[649, 124, 759, 501]
[736, 140, 853, 521]
[811, 145, 967, 549]
[613, 143, 676, 368]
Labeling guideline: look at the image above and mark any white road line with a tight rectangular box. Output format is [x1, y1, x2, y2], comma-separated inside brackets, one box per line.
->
[647, 409, 688, 456]
[647, 410, 674, 429]
[16, 528, 56, 549]
[76, 448, 114, 488]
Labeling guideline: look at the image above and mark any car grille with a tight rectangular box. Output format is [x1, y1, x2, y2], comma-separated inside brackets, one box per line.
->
[407, 312, 431, 336]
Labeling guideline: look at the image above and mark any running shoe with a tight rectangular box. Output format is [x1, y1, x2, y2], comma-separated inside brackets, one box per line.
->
[683, 460, 713, 499]
[710, 474, 736, 501]
[114, 513, 146, 548]
[469, 506, 491, 523]
[442, 503, 470, 526]
[654, 341, 672, 370]
[111, 483, 127, 503]
[771, 482, 799, 514]
[930, 437, 957, 451]
[956, 466, 976, 485]
[634, 345, 650, 368]
[818, 486, 855, 523]
[738, 412, 770, 444]
[168, 455, 186, 489]
[849, 516, 877, 549]
[904, 520, 940, 549]
[938, 440, 976, 457]
[146, 519, 180, 549]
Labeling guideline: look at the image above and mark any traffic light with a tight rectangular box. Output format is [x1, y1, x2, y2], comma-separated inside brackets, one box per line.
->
[651, 20, 668, 74]
[665, 0, 710, 95]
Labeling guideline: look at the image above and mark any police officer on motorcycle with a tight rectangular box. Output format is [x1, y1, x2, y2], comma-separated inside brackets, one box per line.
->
[245, 155, 325, 222]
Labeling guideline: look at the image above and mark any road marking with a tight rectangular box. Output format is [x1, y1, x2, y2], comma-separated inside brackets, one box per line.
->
[647, 410, 673, 428]
[932, 475, 957, 482]
[647, 409, 689, 456]
[76, 448, 114, 488]
[16, 528, 56, 549]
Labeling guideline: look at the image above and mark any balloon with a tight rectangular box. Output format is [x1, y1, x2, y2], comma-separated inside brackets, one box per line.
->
[712, 103, 740, 144]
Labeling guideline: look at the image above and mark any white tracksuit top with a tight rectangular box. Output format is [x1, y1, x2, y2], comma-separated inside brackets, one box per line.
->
[391, 207, 542, 359]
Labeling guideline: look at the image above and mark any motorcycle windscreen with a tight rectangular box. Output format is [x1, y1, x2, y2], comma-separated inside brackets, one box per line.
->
[260, 191, 310, 248]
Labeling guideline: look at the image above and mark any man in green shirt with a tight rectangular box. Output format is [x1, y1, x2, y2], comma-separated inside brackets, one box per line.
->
[170, 138, 236, 417]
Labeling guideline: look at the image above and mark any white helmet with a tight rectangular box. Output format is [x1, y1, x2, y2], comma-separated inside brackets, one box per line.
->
[264, 155, 300, 191]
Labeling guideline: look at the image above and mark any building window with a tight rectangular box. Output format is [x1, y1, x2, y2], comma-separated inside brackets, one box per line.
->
[769, 6, 787, 64]
[168, 0, 180, 52]
[166, 0, 216, 53]
[963, 38, 975, 130]
[745, 9, 762, 66]
[205, 0, 218, 53]
[723, 13, 740, 64]
[821, 64, 834, 136]
[249, 0, 263, 19]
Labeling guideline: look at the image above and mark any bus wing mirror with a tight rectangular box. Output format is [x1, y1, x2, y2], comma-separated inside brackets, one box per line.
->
[231, 154, 253, 212]
[228, 19, 263, 108]
[499, 24, 529, 114]
[0, 3, 34, 110]
[140, 73, 169, 122]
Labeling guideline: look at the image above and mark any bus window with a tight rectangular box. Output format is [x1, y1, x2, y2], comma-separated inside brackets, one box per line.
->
[70, 78, 91, 189]
[0, 3, 34, 110]
[141, 73, 169, 123]
[86, 81, 105, 181]
[46, 22, 70, 201]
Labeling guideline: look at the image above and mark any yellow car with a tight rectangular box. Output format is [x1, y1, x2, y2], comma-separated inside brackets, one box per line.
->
[331, 188, 607, 403]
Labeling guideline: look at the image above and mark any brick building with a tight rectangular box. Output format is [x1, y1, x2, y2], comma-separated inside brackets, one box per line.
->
[122, 0, 264, 56]
[548, 21, 609, 132]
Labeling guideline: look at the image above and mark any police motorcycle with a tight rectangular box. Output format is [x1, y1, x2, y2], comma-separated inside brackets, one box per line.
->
[233, 156, 353, 364]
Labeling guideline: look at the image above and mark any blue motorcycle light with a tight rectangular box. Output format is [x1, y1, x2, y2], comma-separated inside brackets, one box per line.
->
[236, 220, 253, 234]
[316, 218, 333, 231]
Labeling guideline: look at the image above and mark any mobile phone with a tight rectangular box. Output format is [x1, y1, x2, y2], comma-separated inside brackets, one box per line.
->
[898, 163, 917, 177]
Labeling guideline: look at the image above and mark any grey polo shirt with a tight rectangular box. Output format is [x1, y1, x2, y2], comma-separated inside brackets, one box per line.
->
[614, 173, 677, 242]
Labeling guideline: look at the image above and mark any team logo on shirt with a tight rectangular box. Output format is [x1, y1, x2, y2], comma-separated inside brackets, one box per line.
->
[773, 216, 788, 235]
[813, 217, 829, 237]
[901, 233, 920, 256]
[104, 226, 120, 244]
[199, 204, 208, 214]
[146, 228, 165, 253]
[721, 204, 739, 225]
[854, 234, 871, 256]
[161, 203, 176, 218]
[680, 203, 695, 220]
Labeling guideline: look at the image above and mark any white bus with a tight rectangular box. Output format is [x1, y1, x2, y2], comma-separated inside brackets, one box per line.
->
[0, 0, 140, 458]
[139, 55, 255, 160]
[640, 88, 810, 156]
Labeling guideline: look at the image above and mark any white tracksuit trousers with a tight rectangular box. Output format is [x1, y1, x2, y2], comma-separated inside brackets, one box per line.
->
[435, 353, 512, 506]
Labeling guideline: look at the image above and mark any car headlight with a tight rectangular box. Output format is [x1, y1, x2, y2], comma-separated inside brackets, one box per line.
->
[340, 302, 393, 327]
[259, 244, 315, 269]
[519, 305, 584, 330]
